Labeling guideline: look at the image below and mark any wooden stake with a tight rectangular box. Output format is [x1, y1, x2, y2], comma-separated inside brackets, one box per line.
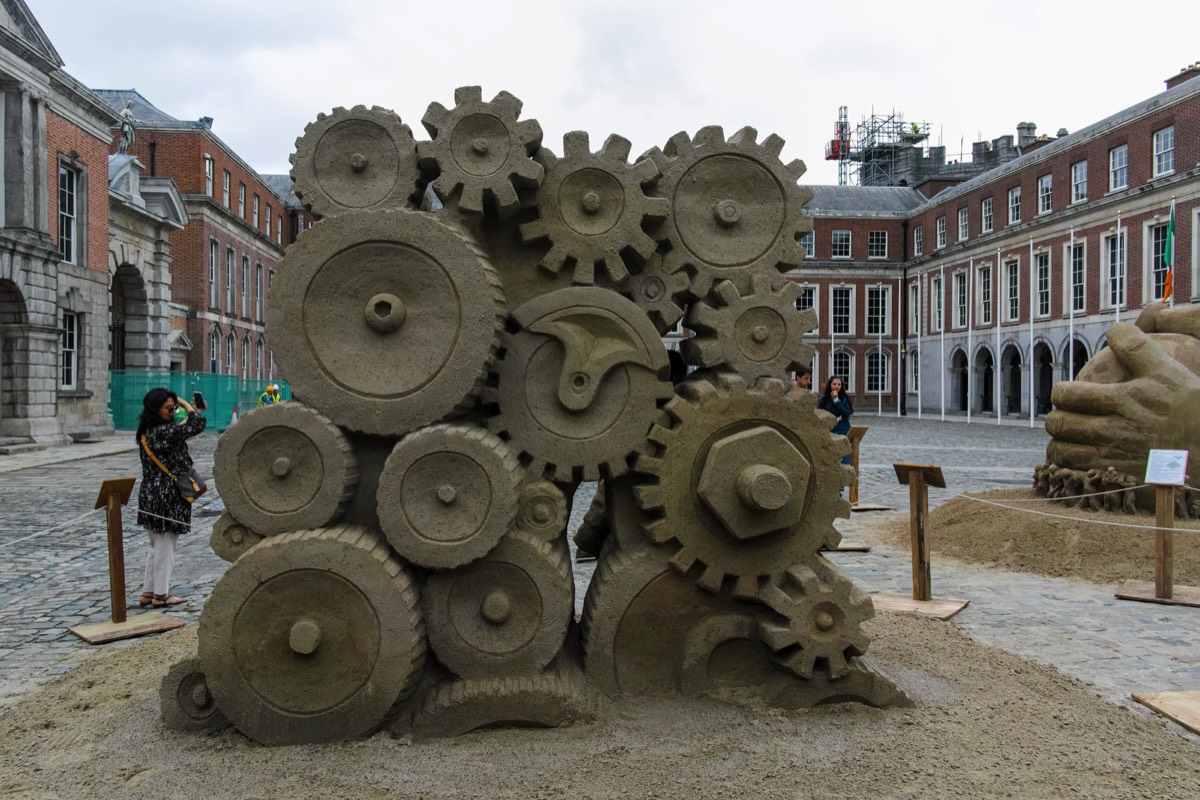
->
[94, 478, 136, 623]
[846, 425, 868, 504]
[1155, 484, 1175, 600]
[908, 471, 931, 601]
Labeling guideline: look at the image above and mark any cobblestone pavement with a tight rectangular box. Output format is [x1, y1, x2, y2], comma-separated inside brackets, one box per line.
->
[2, 416, 1198, 738]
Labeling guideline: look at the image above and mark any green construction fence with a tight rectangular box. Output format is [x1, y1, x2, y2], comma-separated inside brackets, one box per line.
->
[109, 372, 292, 432]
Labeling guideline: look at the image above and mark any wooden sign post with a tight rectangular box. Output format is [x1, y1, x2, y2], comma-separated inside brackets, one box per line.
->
[68, 478, 185, 644]
[869, 462, 968, 620]
[1116, 449, 1200, 607]
[846, 426, 868, 504]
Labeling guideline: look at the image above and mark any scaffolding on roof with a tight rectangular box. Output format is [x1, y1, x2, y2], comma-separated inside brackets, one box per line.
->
[826, 107, 931, 187]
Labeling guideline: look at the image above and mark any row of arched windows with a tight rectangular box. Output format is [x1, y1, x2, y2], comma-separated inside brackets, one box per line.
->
[207, 328, 272, 380]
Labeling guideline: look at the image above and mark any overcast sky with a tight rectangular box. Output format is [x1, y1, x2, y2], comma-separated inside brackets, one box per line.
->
[30, 0, 1199, 185]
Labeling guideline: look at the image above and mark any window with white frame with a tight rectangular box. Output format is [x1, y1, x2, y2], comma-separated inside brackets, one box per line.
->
[209, 329, 220, 373]
[226, 333, 236, 376]
[867, 285, 888, 336]
[276, 216, 282, 245]
[932, 276, 943, 332]
[1008, 186, 1021, 224]
[868, 230, 887, 259]
[225, 248, 235, 312]
[795, 285, 815, 312]
[1037, 174, 1052, 214]
[957, 208, 968, 242]
[954, 272, 967, 328]
[913, 225, 923, 256]
[204, 156, 214, 196]
[909, 347, 920, 393]
[1068, 242, 1085, 313]
[1105, 231, 1126, 309]
[1071, 161, 1087, 203]
[1151, 223, 1170, 300]
[238, 183, 246, 217]
[255, 263, 264, 321]
[240, 256, 249, 316]
[981, 197, 993, 234]
[222, 170, 230, 208]
[831, 230, 851, 259]
[255, 338, 264, 380]
[832, 287, 851, 334]
[979, 265, 992, 325]
[799, 231, 814, 258]
[266, 203, 272, 234]
[57, 166, 79, 263]
[936, 216, 946, 248]
[832, 351, 851, 387]
[866, 351, 889, 393]
[1153, 126, 1174, 177]
[208, 240, 219, 308]
[241, 337, 249, 379]
[60, 311, 77, 389]
[1005, 259, 1020, 321]
[909, 282, 920, 335]
[1109, 145, 1128, 191]
[253, 195, 260, 228]
[1036, 252, 1050, 317]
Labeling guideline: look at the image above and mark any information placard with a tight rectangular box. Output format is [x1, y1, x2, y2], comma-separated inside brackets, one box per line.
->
[1145, 450, 1189, 486]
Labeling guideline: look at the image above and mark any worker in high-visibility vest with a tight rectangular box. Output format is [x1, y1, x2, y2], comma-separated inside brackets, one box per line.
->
[257, 384, 280, 408]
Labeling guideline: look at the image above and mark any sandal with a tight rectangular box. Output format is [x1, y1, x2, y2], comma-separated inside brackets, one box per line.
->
[137, 593, 155, 608]
[151, 594, 187, 608]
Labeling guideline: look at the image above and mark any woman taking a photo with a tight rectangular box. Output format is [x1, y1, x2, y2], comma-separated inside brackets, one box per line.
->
[135, 387, 206, 609]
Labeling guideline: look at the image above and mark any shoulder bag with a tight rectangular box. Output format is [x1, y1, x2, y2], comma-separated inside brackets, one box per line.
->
[141, 434, 208, 503]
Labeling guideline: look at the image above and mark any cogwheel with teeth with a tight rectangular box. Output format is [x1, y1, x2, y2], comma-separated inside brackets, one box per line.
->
[418, 86, 544, 217]
[642, 125, 814, 300]
[289, 105, 420, 218]
[682, 275, 817, 380]
[617, 253, 692, 335]
[757, 559, 874, 680]
[518, 131, 669, 285]
[634, 374, 853, 597]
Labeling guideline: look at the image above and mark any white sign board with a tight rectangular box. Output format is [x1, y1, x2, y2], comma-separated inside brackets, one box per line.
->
[1145, 450, 1189, 486]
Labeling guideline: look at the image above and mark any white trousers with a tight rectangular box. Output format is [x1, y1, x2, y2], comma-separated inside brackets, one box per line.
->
[142, 531, 181, 596]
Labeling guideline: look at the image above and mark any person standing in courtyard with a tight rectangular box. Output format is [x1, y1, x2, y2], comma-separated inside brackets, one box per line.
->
[818, 376, 854, 464]
[135, 387, 206, 609]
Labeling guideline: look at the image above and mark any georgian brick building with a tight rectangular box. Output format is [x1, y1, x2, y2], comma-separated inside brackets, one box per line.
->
[94, 89, 294, 380]
[794, 65, 1199, 419]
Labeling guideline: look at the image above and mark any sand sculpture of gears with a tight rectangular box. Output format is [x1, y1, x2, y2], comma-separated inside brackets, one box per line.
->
[172, 86, 909, 745]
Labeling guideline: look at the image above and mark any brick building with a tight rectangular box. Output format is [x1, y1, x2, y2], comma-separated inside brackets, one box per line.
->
[94, 89, 292, 380]
[796, 65, 1200, 419]
[0, 3, 118, 448]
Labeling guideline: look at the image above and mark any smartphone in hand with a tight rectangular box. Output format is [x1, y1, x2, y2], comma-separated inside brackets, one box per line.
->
[193, 391, 207, 411]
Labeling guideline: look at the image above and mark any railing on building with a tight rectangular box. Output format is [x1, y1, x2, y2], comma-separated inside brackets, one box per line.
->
[108, 371, 292, 432]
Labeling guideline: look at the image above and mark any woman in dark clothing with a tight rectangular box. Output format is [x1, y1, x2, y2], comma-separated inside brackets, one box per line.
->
[817, 376, 854, 464]
[135, 387, 206, 609]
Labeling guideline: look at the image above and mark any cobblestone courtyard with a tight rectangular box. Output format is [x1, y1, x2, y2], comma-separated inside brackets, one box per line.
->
[0, 414, 1197, 739]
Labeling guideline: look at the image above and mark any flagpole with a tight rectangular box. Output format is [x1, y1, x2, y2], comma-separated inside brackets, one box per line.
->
[1115, 211, 1122, 323]
[877, 281, 883, 416]
[1068, 226, 1075, 380]
[829, 286, 835, 386]
[967, 258, 973, 424]
[917, 275, 923, 420]
[996, 249, 1001, 424]
[896, 276, 902, 418]
[1028, 237, 1035, 429]
[940, 264, 945, 421]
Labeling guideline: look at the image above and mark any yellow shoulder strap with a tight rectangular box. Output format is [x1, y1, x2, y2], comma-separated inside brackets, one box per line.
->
[141, 435, 177, 481]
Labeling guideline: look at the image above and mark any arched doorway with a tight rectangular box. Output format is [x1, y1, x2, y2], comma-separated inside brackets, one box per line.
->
[109, 264, 151, 370]
[1034, 342, 1053, 415]
[975, 346, 994, 414]
[951, 348, 968, 412]
[1001, 344, 1022, 415]
[0, 279, 30, 425]
[1063, 339, 1089, 380]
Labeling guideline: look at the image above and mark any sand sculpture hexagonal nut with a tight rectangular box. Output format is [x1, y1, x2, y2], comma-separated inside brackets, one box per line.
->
[697, 426, 810, 540]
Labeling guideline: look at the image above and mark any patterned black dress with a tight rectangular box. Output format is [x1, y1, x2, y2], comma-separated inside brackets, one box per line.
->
[137, 411, 207, 535]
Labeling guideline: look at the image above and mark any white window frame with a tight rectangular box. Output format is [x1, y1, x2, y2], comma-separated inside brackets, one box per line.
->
[226, 333, 236, 376]
[978, 264, 992, 326]
[799, 231, 815, 258]
[909, 282, 920, 336]
[957, 208, 969, 242]
[209, 329, 220, 373]
[936, 216, 946, 248]
[241, 336, 250, 380]
[60, 311, 77, 389]
[1103, 231, 1126, 311]
[981, 197, 993, 234]
[238, 183, 246, 217]
[57, 165, 78, 264]
[866, 284, 890, 337]
[1145, 220, 1171, 301]
[222, 170, 231, 208]
[204, 155, 214, 197]
[913, 225, 923, 256]
[909, 346, 920, 394]
[866, 349, 890, 395]
[1008, 186, 1021, 224]
[266, 203, 272, 234]
[794, 284, 817, 316]
[1070, 161, 1087, 204]
[1036, 251, 1051, 318]
[208, 240, 219, 308]
[1005, 258, 1020, 322]
[954, 271, 968, 328]
[253, 194, 260, 228]
[225, 248, 235, 313]
[240, 256, 249, 317]
[1037, 174, 1052, 215]
[868, 230, 888, 260]
[1062, 241, 1086, 314]
[1153, 126, 1175, 177]
[255, 263, 264, 321]
[276, 216, 282, 245]
[830, 286, 854, 335]
[832, 350, 853, 389]
[255, 338, 264, 380]
[831, 229, 851, 259]
[932, 276, 943, 332]
[1109, 145, 1128, 191]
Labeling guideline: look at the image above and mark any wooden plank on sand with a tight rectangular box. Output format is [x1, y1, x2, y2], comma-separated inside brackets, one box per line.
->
[1115, 580, 1200, 608]
[68, 610, 184, 645]
[871, 592, 969, 620]
[1132, 690, 1200, 736]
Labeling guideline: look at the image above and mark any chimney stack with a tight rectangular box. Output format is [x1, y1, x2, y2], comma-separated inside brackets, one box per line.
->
[1016, 122, 1037, 148]
[1166, 62, 1200, 90]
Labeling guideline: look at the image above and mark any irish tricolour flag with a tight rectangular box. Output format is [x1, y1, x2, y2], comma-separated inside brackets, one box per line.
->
[1161, 199, 1175, 304]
